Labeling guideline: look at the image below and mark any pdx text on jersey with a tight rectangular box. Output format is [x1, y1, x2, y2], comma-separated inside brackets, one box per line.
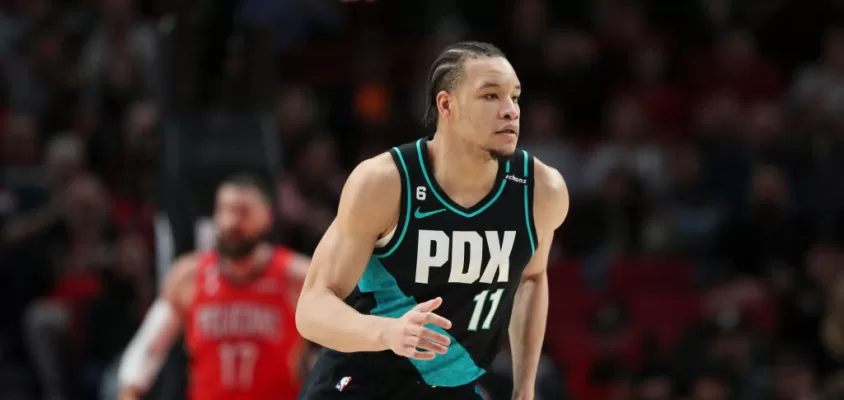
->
[415, 230, 516, 284]
[195, 302, 281, 340]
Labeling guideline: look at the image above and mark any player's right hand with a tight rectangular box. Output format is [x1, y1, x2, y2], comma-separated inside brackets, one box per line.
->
[380, 297, 453, 360]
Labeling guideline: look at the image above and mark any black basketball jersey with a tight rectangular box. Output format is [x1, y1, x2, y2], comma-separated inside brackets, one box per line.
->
[346, 137, 537, 388]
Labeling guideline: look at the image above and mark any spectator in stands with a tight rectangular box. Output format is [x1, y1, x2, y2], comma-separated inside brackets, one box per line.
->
[688, 28, 783, 103]
[4, 20, 75, 133]
[564, 167, 651, 261]
[619, 39, 689, 138]
[483, 338, 570, 400]
[741, 101, 797, 178]
[792, 26, 844, 117]
[717, 164, 810, 276]
[583, 97, 666, 196]
[588, 302, 631, 393]
[22, 173, 117, 400]
[633, 367, 675, 400]
[80, 233, 153, 400]
[688, 370, 730, 400]
[539, 29, 608, 136]
[505, 0, 548, 83]
[673, 277, 771, 397]
[773, 348, 819, 400]
[1, 135, 87, 340]
[2, 133, 88, 221]
[1, 113, 42, 188]
[781, 243, 844, 376]
[66, 105, 101, 172]
[662, 143, 723, 258]
[275, 86, 318, 170]
[237, 0, 342, 51]
[80, 0, 158, 121]
[692, 90, 748, 207]
[276, 136, 345, 254]
[0, 0, 54, 58]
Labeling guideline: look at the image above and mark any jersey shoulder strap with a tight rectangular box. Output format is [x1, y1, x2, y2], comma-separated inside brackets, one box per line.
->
[190, 251, 219, 303]
[194, 250, 217, 275]
[515, 149, 538, 256]
[392, 139, 427, 187]
[517, 148, 535, 181]
[270, 245, 293, 273]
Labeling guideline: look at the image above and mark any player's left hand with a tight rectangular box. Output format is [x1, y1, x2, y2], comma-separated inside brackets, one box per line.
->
[379, 297, 453, 360]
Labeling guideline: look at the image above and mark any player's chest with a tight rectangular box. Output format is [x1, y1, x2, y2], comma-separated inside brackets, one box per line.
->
[187, 297, 293, 344]
[391, 225, 533, 286]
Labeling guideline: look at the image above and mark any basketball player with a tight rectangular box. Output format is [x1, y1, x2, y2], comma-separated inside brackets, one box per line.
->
[117, 174, 311, 400]
[296, 42, 569, 399]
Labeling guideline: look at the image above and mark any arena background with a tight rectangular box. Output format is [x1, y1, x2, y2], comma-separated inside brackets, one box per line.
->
[4, 0, 844, 399]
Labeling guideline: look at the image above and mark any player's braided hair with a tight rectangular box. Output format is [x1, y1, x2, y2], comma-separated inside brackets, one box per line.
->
[423, 41, 506, 127]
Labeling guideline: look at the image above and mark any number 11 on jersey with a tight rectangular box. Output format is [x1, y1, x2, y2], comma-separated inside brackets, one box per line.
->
[467, 288, 504, 331]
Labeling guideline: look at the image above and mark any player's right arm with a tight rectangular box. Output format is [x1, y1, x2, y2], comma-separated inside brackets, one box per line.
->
[296, 153, 452, 359]
[117, 254, 197, 400]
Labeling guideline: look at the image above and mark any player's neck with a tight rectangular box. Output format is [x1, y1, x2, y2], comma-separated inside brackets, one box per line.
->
[221, 243, 271, 280]
[428, 133, 499, 191]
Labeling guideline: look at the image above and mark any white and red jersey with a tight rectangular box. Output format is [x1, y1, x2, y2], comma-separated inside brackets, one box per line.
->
[184, 246, 303, 400]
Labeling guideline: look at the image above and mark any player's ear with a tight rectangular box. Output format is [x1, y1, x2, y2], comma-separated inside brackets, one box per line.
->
[436, 91, 451, 118]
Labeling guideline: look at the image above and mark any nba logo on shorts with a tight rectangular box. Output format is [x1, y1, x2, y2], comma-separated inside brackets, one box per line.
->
[335, 376, 352, 391]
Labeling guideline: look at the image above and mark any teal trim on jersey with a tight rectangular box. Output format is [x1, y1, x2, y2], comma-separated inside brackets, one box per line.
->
[522, 149, 529, 176]
[375, 148, 411, 259]
[522, 150, 536, 255]
[475, 386, 484, 398]
[415, 139, 508, 218]
[357, 257, 486, 386]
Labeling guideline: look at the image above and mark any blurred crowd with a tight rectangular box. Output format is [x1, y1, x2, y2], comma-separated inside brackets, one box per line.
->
[0, 0, 158, 399]
[4, 0, 844, 399]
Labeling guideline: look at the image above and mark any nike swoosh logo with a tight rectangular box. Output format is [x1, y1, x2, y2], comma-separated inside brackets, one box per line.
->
[414, 207, 446, 219]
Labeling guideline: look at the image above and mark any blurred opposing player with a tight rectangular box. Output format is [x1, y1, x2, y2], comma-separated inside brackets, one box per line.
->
[118, 174, 310, 400]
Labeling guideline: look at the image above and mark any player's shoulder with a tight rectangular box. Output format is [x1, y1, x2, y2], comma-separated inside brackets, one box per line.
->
[340, 152, 401, 211]
[530, 156, 567, 195]
[168, 252, 202, 281]
[337, 151, 402, 228]
[345, 151, 401, 194]
[528, 154, 570, 229]
[161, 252, 203, 306]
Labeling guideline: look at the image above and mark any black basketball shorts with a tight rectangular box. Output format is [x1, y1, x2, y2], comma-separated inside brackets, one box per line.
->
[298, 349, 485, 400]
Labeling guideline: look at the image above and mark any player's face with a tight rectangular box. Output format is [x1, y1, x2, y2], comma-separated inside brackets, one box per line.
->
[451, 57, 521, 160]
[213, 185, 272, 260]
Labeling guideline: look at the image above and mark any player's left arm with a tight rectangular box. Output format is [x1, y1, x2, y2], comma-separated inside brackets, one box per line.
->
[509, 158, 569, 400]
